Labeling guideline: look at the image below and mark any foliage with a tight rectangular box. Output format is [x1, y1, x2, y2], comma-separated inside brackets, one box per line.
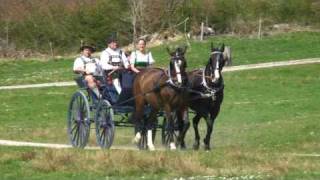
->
[0, 0, 320, 54]
[1, 31, 320, 85]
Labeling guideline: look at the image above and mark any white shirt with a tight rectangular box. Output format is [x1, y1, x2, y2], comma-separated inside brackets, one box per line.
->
[73, 55, 102, 76]
[129, 50, 155, 66]
[100, 47, 129, 70]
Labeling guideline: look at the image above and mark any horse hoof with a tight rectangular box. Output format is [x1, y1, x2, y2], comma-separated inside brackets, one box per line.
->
[169, 142, 177, 150]
[133, 132, 141, 144]
[204, 145, 211, 151]
[180, 143, 187, 150]
[193, 143, 200, 150]
[148, 144, 155, 151]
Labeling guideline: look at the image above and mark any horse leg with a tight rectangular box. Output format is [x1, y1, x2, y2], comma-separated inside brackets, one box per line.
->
[133, 98, 145, 144]
[203, 107, 221, 150]
[192, 113, 202, 150]
[177, 107, 189, 149]
[146, 109, 158, 151]
[164, 105, 176, 150]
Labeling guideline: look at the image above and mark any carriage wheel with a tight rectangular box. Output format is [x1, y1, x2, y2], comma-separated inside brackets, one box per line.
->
[67, 91, 91, 148]
[95, 100, 115, 149]
[161, 112, 179, 148]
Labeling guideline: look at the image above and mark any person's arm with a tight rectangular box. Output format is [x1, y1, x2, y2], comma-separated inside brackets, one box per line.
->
[73, 58, 86, 75]
[130, 63, 140, 73]
[121, 51, 130, 69]
[128, 52, 140, 73]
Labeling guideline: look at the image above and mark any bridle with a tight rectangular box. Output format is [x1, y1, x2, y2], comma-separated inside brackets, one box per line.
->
[199, 51, 224, 100]
[166, 53, 187, 88]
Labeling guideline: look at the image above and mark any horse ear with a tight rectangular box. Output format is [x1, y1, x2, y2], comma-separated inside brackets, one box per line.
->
[220, 43, 225, 52]
[211, 42, 214, 51]
[223, 46, 232, 66]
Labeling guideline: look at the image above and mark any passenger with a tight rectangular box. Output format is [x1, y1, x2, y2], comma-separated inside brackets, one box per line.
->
[100, 36, 129, 94]
[129, 39, 155, 73]
[73, 44, 102, 97]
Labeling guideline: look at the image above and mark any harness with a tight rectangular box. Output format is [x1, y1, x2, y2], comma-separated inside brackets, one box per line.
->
[199, 68, 224, 100]
[80, 56, 97, 69]
[191, 51, 224, 101]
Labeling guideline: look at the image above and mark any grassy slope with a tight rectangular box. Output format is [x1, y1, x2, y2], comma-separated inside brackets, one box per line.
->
[1, 31, 320, 85]
[0, 64, 319, 179]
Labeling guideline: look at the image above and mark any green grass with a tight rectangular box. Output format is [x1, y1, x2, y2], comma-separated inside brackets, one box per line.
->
[0, 64, 319, 179]
[1, 31, 320, 85]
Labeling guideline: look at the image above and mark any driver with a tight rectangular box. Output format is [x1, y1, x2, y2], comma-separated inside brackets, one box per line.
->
[100, 36, 129, 94]
[73, 44, 102, 98]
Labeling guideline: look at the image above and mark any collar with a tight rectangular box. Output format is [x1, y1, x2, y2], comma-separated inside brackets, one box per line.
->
[200, 68, 224, 97]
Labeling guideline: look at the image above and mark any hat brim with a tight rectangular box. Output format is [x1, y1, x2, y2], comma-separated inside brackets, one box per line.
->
[80, 46, 96, 52]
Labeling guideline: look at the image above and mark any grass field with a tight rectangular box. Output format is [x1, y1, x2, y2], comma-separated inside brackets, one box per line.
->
[1, 31, 320, 86]
[0, 63, 319, 179]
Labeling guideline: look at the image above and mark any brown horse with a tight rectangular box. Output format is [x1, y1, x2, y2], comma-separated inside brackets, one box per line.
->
[184, 44, 228, 150]
[132, 46, 188, 150]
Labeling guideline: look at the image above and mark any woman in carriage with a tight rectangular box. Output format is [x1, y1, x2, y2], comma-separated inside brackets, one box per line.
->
[129, 38, 155, 73]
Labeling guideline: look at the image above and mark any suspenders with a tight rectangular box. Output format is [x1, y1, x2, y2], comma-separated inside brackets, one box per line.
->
[134, 51, 149, 67]
[106, 50, 123, 67]
[80, 57, 96, 69]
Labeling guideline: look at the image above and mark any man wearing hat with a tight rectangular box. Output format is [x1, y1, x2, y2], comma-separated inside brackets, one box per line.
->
[73, 44, 102, 97]
[100, 36, 129, 94]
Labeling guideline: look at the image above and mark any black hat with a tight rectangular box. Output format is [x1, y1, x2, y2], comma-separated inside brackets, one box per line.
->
[80, 44, 96, 52]
[106, 34, 118, 44]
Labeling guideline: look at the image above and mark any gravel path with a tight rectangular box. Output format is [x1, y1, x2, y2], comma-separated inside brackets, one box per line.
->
[1, 58, 320, 90]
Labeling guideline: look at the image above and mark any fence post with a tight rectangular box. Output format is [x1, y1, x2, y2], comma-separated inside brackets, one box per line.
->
[200, 22, 204, 41]
[258, 17, 262, 39]
[49, 42, 54, 58]
[5, 21, 9, 48]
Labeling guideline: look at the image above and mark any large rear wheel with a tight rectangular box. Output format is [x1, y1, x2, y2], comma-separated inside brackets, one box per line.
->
[67, 91, 91, 148]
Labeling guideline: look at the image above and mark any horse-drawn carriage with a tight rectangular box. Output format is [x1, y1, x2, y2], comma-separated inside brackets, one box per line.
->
[67, 44, 228, 151]
[66, 69, 178, 149]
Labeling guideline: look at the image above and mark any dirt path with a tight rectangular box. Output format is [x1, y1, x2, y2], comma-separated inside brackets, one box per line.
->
[0, 139, 140, 151]
[1, 58, 320, 90]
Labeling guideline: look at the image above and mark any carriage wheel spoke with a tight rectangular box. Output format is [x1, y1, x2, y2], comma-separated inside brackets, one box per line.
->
[72, 125, 79, 143]
[99, 127, 106, 144]
[81, 123, 86, 145]
[71, 123, 78, 134]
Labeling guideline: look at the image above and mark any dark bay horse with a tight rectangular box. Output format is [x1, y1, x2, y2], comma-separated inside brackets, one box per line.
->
[186, 44, 228, 150]
[132, 47, 188, 150]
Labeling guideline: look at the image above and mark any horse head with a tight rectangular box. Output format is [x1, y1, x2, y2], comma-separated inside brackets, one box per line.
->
[167, 46, 188, 86]
[206, 43, 226, 84]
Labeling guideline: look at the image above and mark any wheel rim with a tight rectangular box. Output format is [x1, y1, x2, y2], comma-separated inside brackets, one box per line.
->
[95, 100, 114, 149]
[67, 91, 91, 148]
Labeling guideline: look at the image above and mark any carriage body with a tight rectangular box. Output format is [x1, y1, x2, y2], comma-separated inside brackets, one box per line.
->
[67, 70, 169, 149]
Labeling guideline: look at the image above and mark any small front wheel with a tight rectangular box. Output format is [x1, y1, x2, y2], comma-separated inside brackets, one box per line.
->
[161, 112, 179, 148]
[95, 100, 115, 149]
